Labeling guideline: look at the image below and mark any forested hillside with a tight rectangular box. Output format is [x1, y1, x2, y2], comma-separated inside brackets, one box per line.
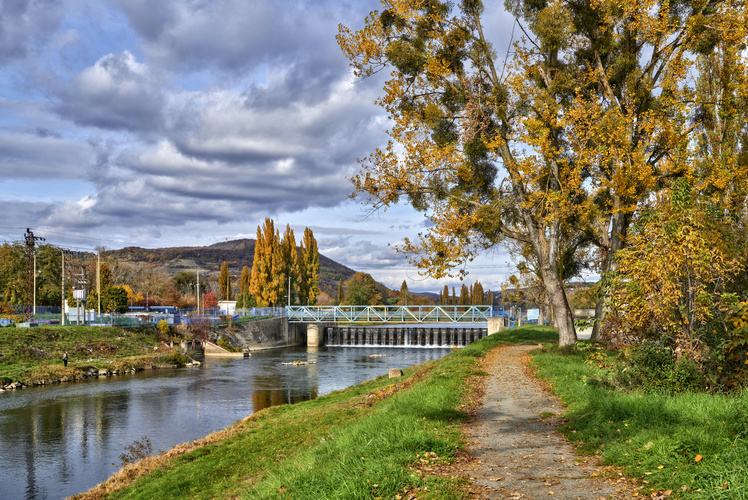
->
[103, 239, 356, 296]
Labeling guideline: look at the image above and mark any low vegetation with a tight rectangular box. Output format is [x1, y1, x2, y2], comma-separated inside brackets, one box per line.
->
[0, 325, 189, 387]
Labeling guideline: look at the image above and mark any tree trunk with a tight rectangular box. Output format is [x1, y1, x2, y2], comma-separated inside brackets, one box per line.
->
[590, 211, 629, 341]
[540, 264, 577, 346]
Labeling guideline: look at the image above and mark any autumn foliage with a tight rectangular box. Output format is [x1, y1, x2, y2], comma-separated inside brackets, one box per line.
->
[339, 0, 748, 348]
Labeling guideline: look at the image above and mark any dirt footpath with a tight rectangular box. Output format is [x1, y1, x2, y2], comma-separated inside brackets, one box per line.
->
[464, 344, 638, 499]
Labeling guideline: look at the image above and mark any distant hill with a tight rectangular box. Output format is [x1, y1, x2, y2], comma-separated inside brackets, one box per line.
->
[103, 238, 358, 296]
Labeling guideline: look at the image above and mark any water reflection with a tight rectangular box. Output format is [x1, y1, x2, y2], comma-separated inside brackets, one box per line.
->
[0, 346, 451, 500]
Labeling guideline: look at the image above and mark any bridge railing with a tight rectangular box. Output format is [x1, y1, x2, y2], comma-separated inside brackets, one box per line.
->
[285, 305, 493, 323]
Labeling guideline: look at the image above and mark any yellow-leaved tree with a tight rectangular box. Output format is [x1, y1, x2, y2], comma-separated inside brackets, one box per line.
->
[250, 218, 284, 306]
[338, 0, 747, 346]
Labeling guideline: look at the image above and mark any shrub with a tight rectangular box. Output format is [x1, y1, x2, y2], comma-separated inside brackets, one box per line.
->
[215, 335, 240, 352]
[614, 340, 703, 393]
[118, 436, 153, 466]
[156, 320, 171, 337]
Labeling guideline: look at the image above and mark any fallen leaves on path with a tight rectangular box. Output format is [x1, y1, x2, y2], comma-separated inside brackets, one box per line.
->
[456, 344, 642, 499]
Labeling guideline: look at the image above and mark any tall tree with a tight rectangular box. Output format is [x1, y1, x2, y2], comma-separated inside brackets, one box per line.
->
[236, 266, 253, 308]
[218, 261, 232, 301]
[339, 0, 747, 346]
[299, 228, 321, 305]
[442, 285, 450, 305]
[250, 218, 284, 306]
[399, 280, 410, 305]
[459, 284, 470, 305]
[280, 225, 299, 306]
[344, 272, 383, 306]
[337, 278, 345, 305]
[472, 281, 485, 305]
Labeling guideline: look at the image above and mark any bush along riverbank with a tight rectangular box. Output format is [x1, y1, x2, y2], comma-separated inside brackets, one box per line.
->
[0, 325, 197, 390]
[71, 326, 560, 500]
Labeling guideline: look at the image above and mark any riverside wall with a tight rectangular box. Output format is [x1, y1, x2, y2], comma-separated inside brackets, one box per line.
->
[214, 317, 314, 350]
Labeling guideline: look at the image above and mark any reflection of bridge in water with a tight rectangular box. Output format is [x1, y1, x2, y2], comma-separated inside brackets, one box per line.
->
[286, 306, 503, 348]
[285, 305, 494, 323]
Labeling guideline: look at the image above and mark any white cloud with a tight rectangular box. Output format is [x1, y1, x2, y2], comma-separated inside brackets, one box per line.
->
[53, 51, 165, 132]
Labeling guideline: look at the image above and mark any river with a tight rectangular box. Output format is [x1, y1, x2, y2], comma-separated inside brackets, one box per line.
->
[0, 346, 452, 500]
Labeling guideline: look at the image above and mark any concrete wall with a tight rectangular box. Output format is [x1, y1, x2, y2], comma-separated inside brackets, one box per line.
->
[203, 340, 244, 357]
[487, 317, 506, 335]
[214, 317, 309, 350]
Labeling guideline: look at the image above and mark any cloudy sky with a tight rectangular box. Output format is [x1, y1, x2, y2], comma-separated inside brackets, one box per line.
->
[0, 0, 519, 293]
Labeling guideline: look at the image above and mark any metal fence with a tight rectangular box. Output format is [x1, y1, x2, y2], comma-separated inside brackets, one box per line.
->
[285, 305, 495, 323]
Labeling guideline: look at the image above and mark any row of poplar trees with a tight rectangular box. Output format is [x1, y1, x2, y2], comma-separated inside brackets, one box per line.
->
[439, 282, 492, 306]
[219, 219, 320, 307]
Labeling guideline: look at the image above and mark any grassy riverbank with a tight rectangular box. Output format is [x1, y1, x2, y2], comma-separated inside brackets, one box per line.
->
[0, 325, 190, 387]
[532, 344, 748, 498]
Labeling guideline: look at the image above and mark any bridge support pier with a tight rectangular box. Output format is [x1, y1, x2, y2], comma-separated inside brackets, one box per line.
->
[307, 323, 322, 347]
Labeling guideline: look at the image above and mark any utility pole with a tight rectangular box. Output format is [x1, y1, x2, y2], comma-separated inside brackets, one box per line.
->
[61, 250, 65, 326]
[24, 228, 45, 318]
[75, 267, 87, 325]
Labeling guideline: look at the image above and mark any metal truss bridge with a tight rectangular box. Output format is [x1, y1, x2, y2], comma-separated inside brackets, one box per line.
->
[285, 305, 493, 323]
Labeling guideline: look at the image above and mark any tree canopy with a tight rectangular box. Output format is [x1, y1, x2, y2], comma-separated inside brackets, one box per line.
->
[339, 0, 748, 346]
[344, 272, 383, 305]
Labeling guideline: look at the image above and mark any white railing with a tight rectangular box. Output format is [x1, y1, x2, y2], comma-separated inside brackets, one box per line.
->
[285, 305, 493, 323]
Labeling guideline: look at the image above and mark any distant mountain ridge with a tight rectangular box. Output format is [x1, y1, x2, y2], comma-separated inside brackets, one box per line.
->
[103, 238, 357, 296]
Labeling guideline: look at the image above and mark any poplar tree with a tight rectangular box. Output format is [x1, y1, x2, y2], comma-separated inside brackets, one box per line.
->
[300, 228, 320, 305]
[218, 261, 231, 301]
[337, 278, 344, 304]
[280, 225, 299, 305]
[399, 280, 410, 305]
[472, 282, 484, 305]
[237, 265, 252, 308]
[459, 284, 470, 305]
[250, 218, 284, 306]
[442, 285, 450, 305]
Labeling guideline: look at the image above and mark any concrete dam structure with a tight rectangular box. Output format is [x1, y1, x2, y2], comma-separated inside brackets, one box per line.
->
[326, 325, 487, 347]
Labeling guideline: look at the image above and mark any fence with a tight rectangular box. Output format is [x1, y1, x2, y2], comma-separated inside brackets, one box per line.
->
[285, 305, 495, 323]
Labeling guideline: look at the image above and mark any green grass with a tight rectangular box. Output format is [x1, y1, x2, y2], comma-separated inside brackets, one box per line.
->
[531, 344, 748, 499]
[0, 325, 175, 385]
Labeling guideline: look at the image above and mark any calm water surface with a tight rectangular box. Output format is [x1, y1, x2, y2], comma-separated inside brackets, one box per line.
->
[0, 346, 451, 500]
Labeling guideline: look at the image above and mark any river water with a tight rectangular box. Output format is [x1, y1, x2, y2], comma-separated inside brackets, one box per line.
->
[0, 346, 452, 500]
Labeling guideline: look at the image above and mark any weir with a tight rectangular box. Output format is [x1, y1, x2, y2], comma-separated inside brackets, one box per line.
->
[325, 325, 487, 347]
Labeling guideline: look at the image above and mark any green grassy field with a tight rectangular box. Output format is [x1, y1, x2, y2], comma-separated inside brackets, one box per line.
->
[0, 325, 185, 386]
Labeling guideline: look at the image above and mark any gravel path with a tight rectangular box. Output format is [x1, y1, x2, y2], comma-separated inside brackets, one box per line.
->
[464, 344, 637, 499]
